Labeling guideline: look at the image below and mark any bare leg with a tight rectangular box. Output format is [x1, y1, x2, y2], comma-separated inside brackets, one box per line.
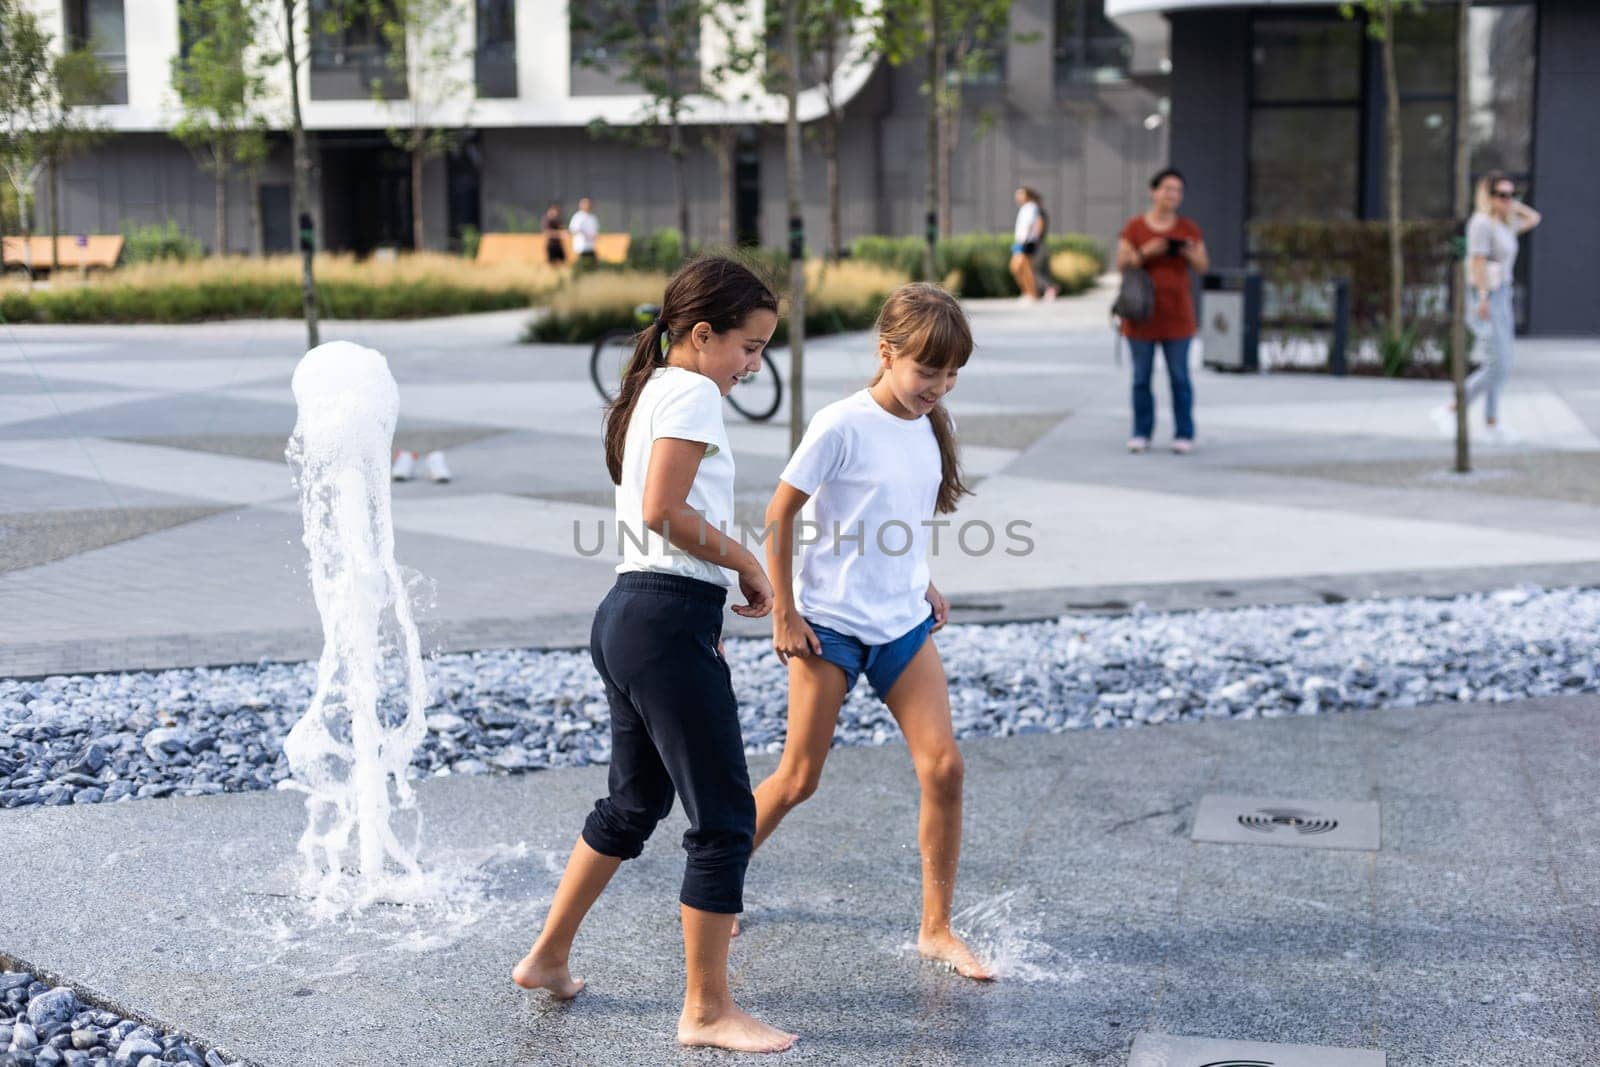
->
[883, 640, 995, 981]
[677, 904, 798, 1053]
[512, 835, 620, 998]
[734, 658, 849, 936]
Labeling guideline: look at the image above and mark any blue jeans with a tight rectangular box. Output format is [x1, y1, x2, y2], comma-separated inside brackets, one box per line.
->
[1465, 285, 1515, 422]
[1129, 337, 1194, 440]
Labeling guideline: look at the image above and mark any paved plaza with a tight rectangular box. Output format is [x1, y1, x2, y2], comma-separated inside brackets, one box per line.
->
[2, 288, 1598, 1066]
[4, 694, 1597, 1065]
[2, 285, 1598, 677]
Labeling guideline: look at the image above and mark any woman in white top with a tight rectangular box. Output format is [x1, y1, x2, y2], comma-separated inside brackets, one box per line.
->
[747, 283, 995, 981]
[1443, 172, 1541, 442]
[513, 256, 797, 1054]
[1009, 187, 1041, 301]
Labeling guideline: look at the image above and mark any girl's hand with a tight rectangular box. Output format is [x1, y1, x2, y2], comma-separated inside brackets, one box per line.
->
[927, 583, 950, 633]
[773, 608, 822, 665]
[1138, 236, 1167, 260]
[733, 560, 773, 619]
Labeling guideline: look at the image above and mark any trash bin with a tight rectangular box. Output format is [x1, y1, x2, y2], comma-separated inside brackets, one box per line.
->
[1200, 270, 1262, 373]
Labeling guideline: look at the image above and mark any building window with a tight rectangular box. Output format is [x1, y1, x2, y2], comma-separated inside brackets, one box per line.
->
[1248, 16, 1363, 220]
[309, 0, 406, 100]
[1468, 4, 1536, 177]
[570, 1, 702, 98]
[476, 0, 517, 98]
[64, 0, 128, 104]
[1054, 0, 1130, 86]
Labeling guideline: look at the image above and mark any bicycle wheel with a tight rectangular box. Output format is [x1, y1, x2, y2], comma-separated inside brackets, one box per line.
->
[726, 350, 783, 423]
[590, 328, 642, 404]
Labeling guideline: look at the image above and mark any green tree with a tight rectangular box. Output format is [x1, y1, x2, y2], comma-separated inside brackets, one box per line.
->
[171, 0, 271, 256]
[38, 48, 110, 272]
[1342, 0, 1423, 334]
[933, 0, 1009, 234]
[767, 0, 871, 260]
[781, 0, 806, 451]
[0, 0, 54, 264]
[572, 0, 713, 248]
[370, 0, 474, 252]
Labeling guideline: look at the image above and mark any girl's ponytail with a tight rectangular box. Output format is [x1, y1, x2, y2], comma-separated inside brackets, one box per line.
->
[602, 256, 779, 485]
[603, 320, 667, 484]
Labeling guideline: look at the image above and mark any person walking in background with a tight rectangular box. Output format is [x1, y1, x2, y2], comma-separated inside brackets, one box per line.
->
[569, 197, 600, 264]
[1115, 167, 1207, 455]
[1028, 189, 1059, 301]
[1008, 188, 1040, 302]
[1434, 172, 1541, 443]
[543, 201, 567, 266]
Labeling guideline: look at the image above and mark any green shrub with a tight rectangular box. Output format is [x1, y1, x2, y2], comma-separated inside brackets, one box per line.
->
[1248, 218, 1459, 362]
[459, 224, 482, 260]
[849, 232, 1107, 298]
[121, 220, 203, 264]
[624, 228, 686, 271]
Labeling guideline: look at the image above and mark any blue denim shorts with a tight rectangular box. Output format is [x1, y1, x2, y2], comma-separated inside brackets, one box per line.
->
[809, 616, 935, 701]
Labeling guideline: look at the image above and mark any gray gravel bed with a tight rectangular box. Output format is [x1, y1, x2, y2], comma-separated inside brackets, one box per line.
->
[0, 971, 233, 1067]
[1, 585, 1596, 812]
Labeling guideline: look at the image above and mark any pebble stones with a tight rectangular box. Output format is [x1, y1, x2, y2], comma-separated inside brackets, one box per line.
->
[0, 586, 1597, 810]
[0, 973, 227, 1067]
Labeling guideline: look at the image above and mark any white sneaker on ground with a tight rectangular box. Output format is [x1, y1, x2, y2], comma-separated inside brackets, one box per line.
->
[1172, 438, 1194, 455]
[425, 450, 452, 483]
[1483, 424, 1521, 446]
[1127, 436, 1150, 453]
[1429, 404, 1456, 438]
[391, 450, 416, 481]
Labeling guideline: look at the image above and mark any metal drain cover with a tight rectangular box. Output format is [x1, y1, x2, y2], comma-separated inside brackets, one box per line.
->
[1190, 794, 1380, 851]
[1129, 1032, 1385, 1066]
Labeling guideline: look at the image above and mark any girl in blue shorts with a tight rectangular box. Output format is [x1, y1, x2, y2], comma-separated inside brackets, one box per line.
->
[748, 282, 994, 980]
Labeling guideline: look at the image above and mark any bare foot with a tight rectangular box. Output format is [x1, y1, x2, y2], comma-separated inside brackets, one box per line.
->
[677, 1002, 797, 1053]
[918, 930, 997, 981]
[511, 951, 585, 1000]
[730, 915, 742, 938]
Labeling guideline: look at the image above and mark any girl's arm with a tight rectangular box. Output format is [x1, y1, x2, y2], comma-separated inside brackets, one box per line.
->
[1182, 238, 1209, 275]
[764, 481, 822, 662]
[1513, 201, 1542, 234]
[1469, 254, 1490, 316]
[641, 438, 772, 618]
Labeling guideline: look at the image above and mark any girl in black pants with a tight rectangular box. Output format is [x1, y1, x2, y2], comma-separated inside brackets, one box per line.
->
[513, 257, 796, 1054]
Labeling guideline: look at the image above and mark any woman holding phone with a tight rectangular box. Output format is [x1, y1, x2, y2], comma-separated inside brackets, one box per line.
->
[1115, 167, 1208, 454]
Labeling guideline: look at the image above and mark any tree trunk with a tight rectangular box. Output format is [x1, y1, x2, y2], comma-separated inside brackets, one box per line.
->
[411, 145, 424, 251]
[249, 168, 263, 256]
[923, 0, 941, 280]
[1450, 0, 1471, 473]
[825, 114, 841, 260]
[284, 0, 318, 348]
[670, 116, 689, 252]
[1382, 5, 1403, 331]
[714, 127, 735, 245]
[48, 155, 61, 273]
[215, 162, 228, 256]
[939, 94, 956, 235]
[784, 0, 806, 453]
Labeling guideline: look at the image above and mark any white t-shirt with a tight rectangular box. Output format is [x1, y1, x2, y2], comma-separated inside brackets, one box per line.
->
[1467, 211, 1517, 291]
[1013, 201, 1040, 245]
[779, 389, 942, 645]
[615, 366, 735, 588]
[569, 209, 599, 253]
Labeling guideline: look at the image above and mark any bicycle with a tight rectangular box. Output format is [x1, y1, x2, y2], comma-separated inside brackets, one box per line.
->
[589, 303, 783, 422]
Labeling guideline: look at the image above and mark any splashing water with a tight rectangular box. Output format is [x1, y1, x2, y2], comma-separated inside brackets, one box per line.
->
[283, 341, 431, 913]
[946, 889, 1086, 984]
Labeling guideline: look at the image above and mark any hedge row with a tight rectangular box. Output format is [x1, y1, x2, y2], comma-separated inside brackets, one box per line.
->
[849, 233, 1107, 298]
[0, 280, 533, 324]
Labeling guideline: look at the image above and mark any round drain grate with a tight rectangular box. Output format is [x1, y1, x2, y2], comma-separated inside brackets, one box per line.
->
[1236, 807, 1338, 836]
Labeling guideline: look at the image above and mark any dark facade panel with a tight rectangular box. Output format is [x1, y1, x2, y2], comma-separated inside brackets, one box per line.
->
[1167, 11, 1250, 271]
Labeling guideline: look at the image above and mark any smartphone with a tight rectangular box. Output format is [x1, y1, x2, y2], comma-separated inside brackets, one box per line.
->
[1166, 237, 1188, 257]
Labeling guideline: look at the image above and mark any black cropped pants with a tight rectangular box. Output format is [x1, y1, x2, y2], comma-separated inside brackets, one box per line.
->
[580, 571, 756, 914]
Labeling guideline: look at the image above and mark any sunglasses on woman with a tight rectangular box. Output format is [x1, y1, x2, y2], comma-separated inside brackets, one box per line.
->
[1493, 188, 1515, 199]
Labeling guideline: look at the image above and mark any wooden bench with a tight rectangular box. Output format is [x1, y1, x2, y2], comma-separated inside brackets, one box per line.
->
[475, 231, 631, 266]
[3, 234, 124, 271]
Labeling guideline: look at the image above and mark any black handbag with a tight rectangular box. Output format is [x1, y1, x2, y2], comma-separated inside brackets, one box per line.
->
[1112, 267, 1155, 323]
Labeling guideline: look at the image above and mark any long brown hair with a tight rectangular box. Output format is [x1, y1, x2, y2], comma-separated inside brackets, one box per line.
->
[871, 282, 973, 514]
[603, 255, 779, 484]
